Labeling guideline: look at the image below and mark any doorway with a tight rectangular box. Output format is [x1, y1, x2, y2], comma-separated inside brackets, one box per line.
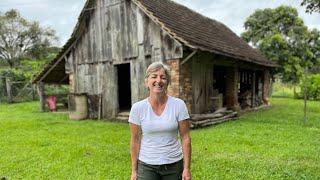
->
[213, 65, 227, 106]
[117, 63, 131, 111]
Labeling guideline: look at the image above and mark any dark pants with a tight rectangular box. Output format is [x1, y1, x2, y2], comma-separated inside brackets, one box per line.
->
[137, 159, 183, 180]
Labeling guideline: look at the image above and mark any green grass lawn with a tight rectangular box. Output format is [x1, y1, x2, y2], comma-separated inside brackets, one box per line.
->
[0, 98, 319, 179]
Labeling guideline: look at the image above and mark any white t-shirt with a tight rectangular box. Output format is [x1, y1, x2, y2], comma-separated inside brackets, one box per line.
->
[129, 96, 190, 165]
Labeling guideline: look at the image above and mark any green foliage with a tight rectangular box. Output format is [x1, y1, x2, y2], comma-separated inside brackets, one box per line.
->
[309, 29, 320, 72]
[19, 58, 51, 80]
[301, 0, 320, 13]
[45, 84, 69, 95]
[0, 9, 58, 68]
[299, 74, 320, 100]
[241, 6, 320, 84]
[0, 98, 319, 179]
[0, 69, 26, 82]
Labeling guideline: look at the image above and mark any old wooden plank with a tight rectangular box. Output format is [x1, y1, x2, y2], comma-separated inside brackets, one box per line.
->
[180, 50, 197, 65]
[37, 82, 45, 112]
[251, 71, 256, 107]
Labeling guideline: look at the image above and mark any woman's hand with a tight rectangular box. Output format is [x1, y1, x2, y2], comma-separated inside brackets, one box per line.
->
[131, 171, 137, 180]
[182, 168, 191, 180]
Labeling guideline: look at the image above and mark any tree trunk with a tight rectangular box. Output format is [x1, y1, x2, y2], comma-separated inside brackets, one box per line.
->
[5, 77, 13, 103]
[32, 84, 36, 100]
[303, 68, 308, 124]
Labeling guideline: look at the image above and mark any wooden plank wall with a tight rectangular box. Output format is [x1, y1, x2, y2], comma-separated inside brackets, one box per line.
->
[191, 53, 214, 114]
[65, 0, 183, 118]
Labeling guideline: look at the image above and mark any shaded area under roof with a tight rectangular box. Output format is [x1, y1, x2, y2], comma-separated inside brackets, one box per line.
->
[35, 58, 69, 84]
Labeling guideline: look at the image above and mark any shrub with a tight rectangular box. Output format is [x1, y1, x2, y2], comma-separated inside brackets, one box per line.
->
[299, 74, 320, 100]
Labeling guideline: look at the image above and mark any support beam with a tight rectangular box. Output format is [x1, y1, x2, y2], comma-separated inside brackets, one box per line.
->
[251, 71, 256, 107]
[37, 82, 45, 112]
[180, 50, 197, 65]
[225, 66, 240, 111]
[58, 74, 69, 84]
[262, 70, 270, 105]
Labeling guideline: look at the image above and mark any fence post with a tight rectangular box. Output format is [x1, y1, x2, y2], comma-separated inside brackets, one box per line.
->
[5, 77, 13, 103]
[37, 82, 45, 112]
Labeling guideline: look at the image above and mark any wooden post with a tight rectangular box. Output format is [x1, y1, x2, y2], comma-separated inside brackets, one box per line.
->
[262, 70, 270, 105]
[37, 82, 45, 112]
[5, 77, 13, 103]
[225, 66, 240, 111]
[251, 71, 256, 107]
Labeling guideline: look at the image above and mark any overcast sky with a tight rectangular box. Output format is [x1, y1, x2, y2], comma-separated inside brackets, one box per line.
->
[1, 0, 319, 46]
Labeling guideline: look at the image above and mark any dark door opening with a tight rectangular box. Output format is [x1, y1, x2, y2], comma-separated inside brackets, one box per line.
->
[117, 63, 131, 111]
[213, 66, 227, 105]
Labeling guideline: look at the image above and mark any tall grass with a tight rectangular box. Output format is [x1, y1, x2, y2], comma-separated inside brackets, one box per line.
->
[272, 81, 300, 98]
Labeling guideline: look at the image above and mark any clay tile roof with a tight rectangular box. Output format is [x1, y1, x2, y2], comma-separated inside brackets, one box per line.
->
[134, 0, 278, 67]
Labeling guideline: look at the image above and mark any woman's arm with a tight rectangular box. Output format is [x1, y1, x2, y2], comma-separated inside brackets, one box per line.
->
[130, 123, 142, 180]
[179, 120, 192, 180]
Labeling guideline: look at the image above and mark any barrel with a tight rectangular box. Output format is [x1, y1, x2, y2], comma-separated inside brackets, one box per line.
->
[69, 94, 88, 120]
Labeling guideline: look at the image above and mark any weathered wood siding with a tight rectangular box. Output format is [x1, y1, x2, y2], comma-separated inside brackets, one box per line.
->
[65, 0, 183, 118]
[190, 53, 214, 113]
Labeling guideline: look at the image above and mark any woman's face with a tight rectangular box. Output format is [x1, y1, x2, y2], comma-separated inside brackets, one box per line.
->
[145, 68, 169, 95]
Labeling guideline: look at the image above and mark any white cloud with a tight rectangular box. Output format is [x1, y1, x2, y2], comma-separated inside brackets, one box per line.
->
[174, 0, 320, 36]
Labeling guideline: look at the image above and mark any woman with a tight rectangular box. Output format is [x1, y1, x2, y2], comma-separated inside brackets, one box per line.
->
[129, 62, 192, 180]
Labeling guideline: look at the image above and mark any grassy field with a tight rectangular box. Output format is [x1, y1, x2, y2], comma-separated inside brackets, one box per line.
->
[0, 98, 319, 179]
[272, 81, 299, 98]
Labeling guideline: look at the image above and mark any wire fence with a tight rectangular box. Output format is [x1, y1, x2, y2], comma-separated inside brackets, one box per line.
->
[0, 76, 38, 104]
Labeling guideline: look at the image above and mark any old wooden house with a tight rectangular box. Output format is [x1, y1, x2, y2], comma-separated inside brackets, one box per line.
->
[33, 0, 277, 125]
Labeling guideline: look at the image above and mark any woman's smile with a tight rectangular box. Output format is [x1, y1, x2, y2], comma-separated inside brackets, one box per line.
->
[146, 68, 168, 94]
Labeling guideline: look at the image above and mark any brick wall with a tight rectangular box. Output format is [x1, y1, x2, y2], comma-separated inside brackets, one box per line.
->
[167, 59, 180, 98]
[166, 59, 193, 113]
[179, 60, 193, 113]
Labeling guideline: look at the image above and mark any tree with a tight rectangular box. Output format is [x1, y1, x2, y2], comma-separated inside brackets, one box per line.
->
[301, 0, 320, 13]
[0, 9, 57, 68]
[241, 6, 320, 84]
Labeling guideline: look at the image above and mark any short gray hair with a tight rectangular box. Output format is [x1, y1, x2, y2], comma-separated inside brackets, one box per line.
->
[145, 61, 171, 84]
